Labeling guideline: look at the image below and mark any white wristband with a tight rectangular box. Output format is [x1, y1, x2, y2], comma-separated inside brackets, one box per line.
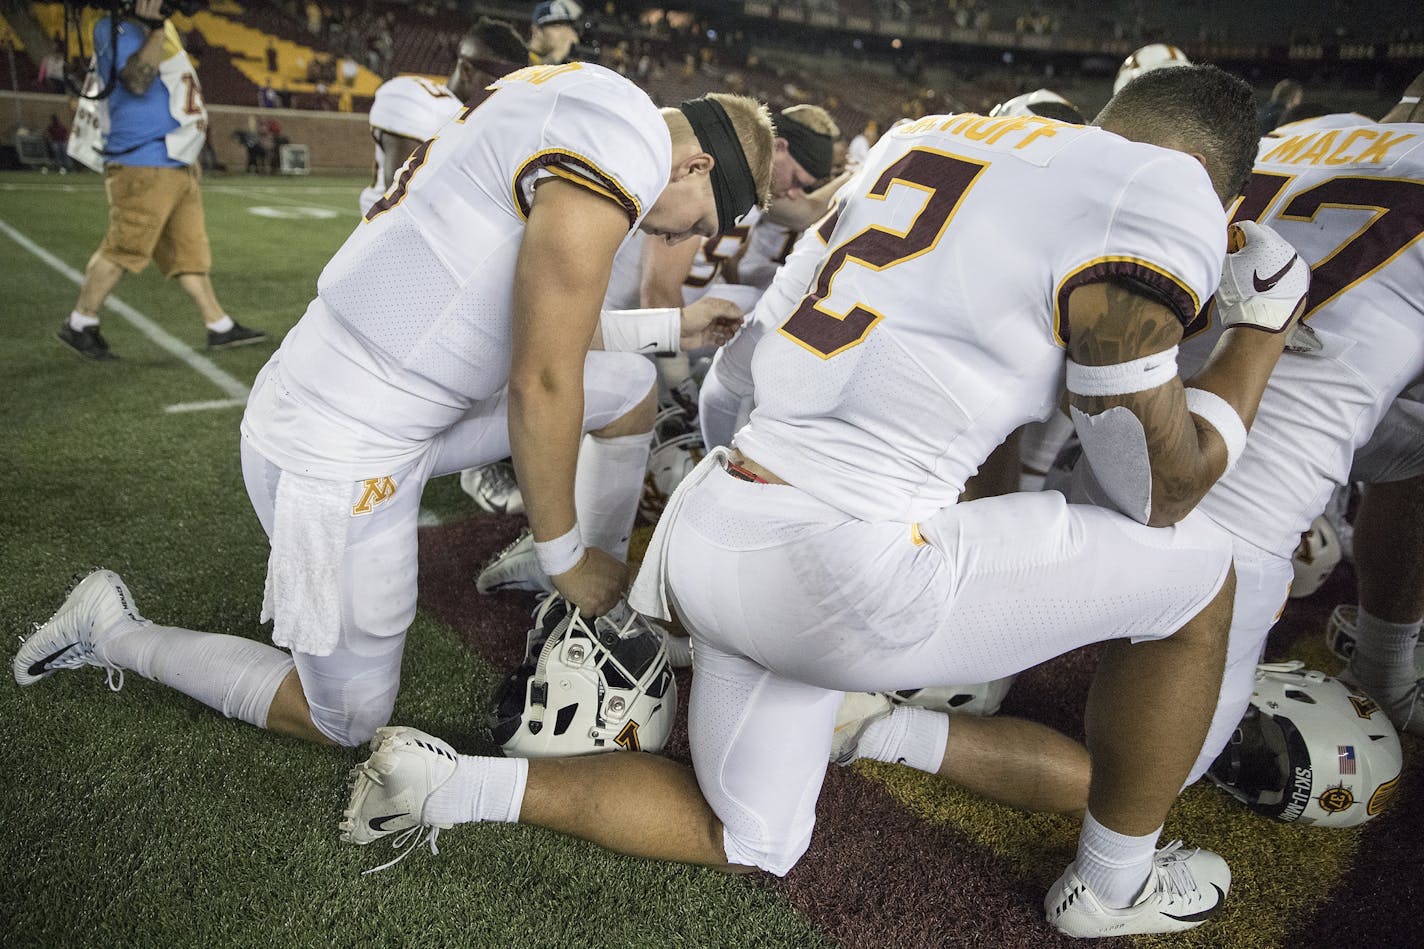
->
[1066, 346, 1179, 397]
[1185, 388, 1248, 474]
[599, 307, 682, 356]
[533, 525, 586, 576]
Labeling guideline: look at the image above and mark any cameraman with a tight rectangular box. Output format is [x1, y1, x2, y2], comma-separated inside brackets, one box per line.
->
[61, 0, 264, 360]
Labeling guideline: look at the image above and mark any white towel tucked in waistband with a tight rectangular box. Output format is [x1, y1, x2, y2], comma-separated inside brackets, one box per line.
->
[630, 446, 729, 620]
[261, 472, 350, 657]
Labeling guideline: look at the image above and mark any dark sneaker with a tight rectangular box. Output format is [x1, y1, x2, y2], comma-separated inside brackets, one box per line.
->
[57, 322, 117, 360]
[207, 321, 267, 349]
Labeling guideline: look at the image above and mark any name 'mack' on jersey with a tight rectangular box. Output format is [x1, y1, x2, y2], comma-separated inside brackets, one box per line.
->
[735, 115, 1226, 523]
[1189, 122, 1424, 558]
[357, 75, 466, 216]
[243, 63, 671, 481]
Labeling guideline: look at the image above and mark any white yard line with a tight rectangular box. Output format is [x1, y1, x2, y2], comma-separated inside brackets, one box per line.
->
[164, 398, 249, 413]
[0, 217, 250, 401]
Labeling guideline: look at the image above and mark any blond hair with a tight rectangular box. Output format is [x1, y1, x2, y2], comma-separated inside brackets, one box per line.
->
[707, 94, 776, 209]
[665, 95, 776, 210]
[782, 103, 841, 140]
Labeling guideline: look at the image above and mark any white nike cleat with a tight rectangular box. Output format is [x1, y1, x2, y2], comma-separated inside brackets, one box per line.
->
[829, 691, 894, 766]
[14, 569, 146, 690]
[459, 460, 525, 515]
[475, 528, 555, 596]
[1045, 841, 1231, 938]
[340, 726, 460, 873]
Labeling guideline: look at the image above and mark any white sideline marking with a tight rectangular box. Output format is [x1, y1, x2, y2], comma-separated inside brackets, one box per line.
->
[164, 398, 248, 413]
[0, 218, 250, 401]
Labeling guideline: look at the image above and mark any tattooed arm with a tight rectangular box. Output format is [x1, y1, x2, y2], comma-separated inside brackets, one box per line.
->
[1064, 279, 1289, 527]
[118, 0, 170, 96]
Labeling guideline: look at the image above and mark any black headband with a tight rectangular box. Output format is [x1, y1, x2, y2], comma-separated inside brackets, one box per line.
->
[775, 111, 835, 181]
[679, 97, 760, 234]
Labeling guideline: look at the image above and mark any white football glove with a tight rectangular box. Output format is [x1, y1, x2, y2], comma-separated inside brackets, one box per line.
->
[1216, 220, 1310, 334]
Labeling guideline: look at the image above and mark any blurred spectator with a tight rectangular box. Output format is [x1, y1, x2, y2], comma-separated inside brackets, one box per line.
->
[265, 38, 278, 73]
[46, 113, 73, 173]
[848, 118, 879, 167]
[262, 117, 287, 173]
[259, 78, 278, 108]
[39, 42, 68, 93]
[236, 115, 266, 172]
[305, 0, 322, 35]
[1258, 79, 1304, 135]
[530, 0, 582, 65]
[340, 54, 358, 86]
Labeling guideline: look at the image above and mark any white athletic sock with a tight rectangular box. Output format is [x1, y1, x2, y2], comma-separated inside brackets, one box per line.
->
[424, 754, 529, 826]
[1348, 609, 1422, 697]
[97, 623, 295, 729]
[208, 314, 235, 332]
[69, 311, 100, 331]
[857, 706, 949, 773]
[1075, 810, 1159, 909]
[574, 431, 652, 561]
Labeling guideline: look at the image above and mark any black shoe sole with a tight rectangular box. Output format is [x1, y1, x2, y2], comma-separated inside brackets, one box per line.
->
[207, 335, 268, 350]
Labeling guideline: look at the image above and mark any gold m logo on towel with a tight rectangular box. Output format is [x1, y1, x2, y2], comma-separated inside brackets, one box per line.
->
[352, 476, 397, 515]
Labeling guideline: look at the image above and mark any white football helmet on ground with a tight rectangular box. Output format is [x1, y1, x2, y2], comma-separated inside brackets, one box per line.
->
[1113, 43, 1191, 94]
[886, 676, 1017, 717]
[988, 89, 1085, 124]
[488, 595, 677, 757]
[1207, 662, 1402, 827]
[1290, 515, 1342, 599]
[640, 405, 706, 523]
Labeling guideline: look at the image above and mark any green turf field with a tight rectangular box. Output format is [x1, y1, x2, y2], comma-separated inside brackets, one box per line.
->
[0, 171, 828, 947]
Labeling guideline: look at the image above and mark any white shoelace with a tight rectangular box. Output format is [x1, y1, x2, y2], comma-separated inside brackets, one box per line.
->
[362, 824, 442, 876]
[1151, 841, 1198, 902]
[41, 638, 125, 692]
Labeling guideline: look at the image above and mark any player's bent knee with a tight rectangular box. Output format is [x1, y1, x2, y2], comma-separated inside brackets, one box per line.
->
[719, 822, 814, 877]
[308, 681, 399, 747]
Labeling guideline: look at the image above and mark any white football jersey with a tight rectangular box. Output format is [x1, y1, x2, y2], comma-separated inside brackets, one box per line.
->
[244, 63, 671, 480]
[357, 75, 466, 215]
[1189, 121, 1424, 557]
[734, 213, 801, 290]
[682, 206, 760, 303]
[736, 114, 1226, 523]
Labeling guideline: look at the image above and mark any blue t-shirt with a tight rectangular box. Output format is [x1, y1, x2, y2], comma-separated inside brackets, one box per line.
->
[95, 17, 184, 167]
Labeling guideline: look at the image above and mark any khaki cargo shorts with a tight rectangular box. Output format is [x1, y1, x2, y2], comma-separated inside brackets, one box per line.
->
[99, 164, 213, 277]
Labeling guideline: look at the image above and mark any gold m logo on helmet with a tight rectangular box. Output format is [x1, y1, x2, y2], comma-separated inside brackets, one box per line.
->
[614, 719, 641, 752]
[352, 476, 398, 516]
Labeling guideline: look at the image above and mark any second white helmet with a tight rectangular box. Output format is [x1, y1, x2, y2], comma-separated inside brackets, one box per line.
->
[1207, 662, 1401, 827]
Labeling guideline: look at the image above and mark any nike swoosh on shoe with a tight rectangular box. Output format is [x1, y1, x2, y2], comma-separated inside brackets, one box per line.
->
[368, 812, 411, 832]
[28, 644, 79, 677]
[1163, 884, 1226, 923]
